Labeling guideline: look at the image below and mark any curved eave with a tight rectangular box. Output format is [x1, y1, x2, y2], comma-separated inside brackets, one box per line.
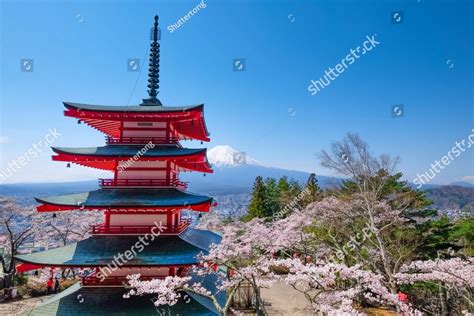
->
[51, 147, 213, 173]
[15, 229, 220, 267]
[23, 283, 217, 316]
[173, 117, 210, 142]
[35, 200, 213, 213]
[34, 189, 214, 213]
[51, 146, 207, 157]
[13, 259, 197, 268]
[15, 244, 200, 267]
[63, 102, 210, 141]
[64, 101, 205, 113]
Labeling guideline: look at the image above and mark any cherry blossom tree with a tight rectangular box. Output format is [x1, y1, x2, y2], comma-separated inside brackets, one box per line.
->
[125, 218, 277, 315]
[195, 211, 226, 234]
[125, 271, 241, 316]
[38, 210, 103, 247]
[272, 258, 411, 315]
[202, 219, 277, 314]
[318, 134, 425, 302]
[34, 210, 103, 279]
[0, 197, 46, 287]
[125, 206, 472, 315]
[396, 258, 474, 314]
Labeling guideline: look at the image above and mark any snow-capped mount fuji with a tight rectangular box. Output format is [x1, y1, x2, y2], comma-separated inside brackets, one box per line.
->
[180, 145, 341, 195]
[207, 145, 263, 168]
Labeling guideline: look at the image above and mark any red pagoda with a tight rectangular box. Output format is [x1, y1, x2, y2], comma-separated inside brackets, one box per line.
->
[16, 16, 222, 315]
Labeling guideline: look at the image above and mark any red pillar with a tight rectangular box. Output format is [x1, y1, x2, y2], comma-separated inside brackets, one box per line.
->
[105, 210, 111, 228]
[114, 161, 118, 181]
[167, 211, 172, 229]
[119, 118, 124, 141]
[169, 266, 176, 276]
[166, 161, 170, 186]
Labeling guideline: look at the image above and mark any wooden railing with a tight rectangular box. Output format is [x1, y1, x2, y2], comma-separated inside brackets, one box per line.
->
[90, 219, 190, 235]
[99, 178, 188, 189]
[82, 267, 190, 286]
[106, 136, 180, 145]
[82, 275, 163, 286]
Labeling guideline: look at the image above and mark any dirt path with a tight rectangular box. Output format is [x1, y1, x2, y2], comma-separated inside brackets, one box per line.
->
[261, 281, 313, 316]
[0, 295, 54, 316]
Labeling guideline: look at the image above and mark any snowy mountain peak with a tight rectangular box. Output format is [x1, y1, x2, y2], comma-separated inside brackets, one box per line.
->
[207, 145, 263, 168]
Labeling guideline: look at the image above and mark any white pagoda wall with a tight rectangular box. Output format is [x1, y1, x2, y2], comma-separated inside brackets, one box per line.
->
[117, 170, 167, 179]
[122, 121, 167, 138]
[109, 213, 167, 226]
[116, 160, 168, 180]
[107, 267, 169, 277]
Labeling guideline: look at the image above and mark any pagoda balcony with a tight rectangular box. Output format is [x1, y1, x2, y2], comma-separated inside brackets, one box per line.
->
[105, 136, 181, 145]
[82, 267, 190, 287]
[90, 219, 190, 235]
[99, 178, 188, 190]
[82, 275, 162, 287]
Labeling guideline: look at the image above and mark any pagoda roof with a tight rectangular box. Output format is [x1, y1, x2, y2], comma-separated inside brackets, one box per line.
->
[52, 145, 205, 157]
[51, 145, 213, 173]
[52, 145, 212, 173]
[63, 102, 210, 142]
[35, 188, 213, 212]
[186, 270, 226, 315]
[16, 228, 221, 267]
[24, 283, 218, 315]
[64, 102, 204, 113]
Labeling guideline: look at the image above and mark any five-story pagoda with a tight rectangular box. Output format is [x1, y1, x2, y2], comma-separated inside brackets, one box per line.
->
[16, 15, 222, 315]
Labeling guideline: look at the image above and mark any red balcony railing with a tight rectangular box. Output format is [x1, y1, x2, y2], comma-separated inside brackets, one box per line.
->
[106, 136, 180, 145]
[82, 275, 162, 286]
[90, 219, 190, 235]
[82, 267, 190, 286]
[99, 178, 188, 189]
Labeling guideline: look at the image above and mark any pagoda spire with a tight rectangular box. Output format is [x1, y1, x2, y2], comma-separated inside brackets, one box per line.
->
[141, 15, 162, 106]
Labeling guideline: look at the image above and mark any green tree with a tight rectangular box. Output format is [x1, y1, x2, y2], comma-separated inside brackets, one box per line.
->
[264, 178, 280, 217]
[338, 171, 432, 218]
[245, 176, 267, 220]
[450, 215, 474, 256]
[302, 173, 322, 207]
[277, 177, 291, 206]
[288, 179, 302, 198]
[416, 216, 460, 260]
[285, 179, 304, 212]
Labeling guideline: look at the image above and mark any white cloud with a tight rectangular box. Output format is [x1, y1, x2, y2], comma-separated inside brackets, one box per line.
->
[0, 136, 8, 143]
[461, 176, 474, 182]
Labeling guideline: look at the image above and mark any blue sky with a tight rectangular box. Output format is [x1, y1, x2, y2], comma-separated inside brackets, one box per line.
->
[0, 0, 473, 184]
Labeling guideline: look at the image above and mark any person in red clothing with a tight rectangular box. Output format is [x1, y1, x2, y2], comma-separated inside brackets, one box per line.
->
[398, 291, 409, 304]
[46, 278, 53, 295]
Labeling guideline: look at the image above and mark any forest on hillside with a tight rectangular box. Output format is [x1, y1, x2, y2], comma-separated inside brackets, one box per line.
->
[425, 185, 474, 212]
